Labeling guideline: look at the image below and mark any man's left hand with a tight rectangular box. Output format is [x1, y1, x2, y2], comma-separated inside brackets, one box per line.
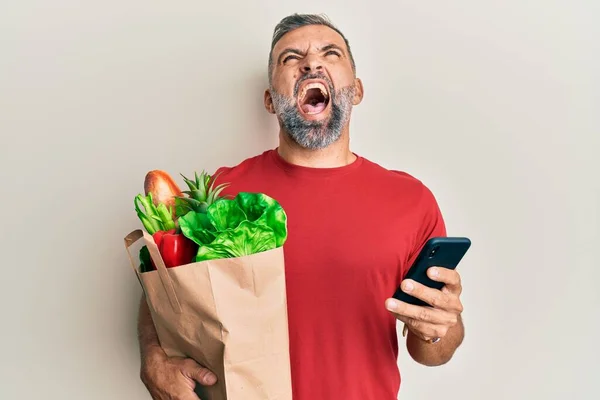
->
[386, 266, 463, 343]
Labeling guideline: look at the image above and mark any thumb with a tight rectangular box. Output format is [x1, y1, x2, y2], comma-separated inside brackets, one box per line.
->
[182, 359, 217, 386]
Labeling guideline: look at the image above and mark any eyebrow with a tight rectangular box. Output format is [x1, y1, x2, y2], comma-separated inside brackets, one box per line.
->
[277, 43, 346, 64]
[320, 44, 345, 55]
[277, 48, 304, 64]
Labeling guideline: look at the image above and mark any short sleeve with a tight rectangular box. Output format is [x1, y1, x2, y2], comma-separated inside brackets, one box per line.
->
[403, 184, 447, 277]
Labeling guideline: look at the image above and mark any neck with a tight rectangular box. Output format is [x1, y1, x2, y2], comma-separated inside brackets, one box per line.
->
[277, 127, 356, 168]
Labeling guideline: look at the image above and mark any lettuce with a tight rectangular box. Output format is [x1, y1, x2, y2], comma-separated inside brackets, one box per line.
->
[178, 192, 287, 262]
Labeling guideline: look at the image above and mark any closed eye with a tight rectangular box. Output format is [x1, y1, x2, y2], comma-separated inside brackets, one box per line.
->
[283, 54, 300, 63]
[325, 50, 341, 57]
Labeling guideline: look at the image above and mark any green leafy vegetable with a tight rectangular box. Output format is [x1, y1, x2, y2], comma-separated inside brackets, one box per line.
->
[134, 193, 176, 234]
[207, 199, 247, 232]
[196, 220, 276, 261]
[139, 245, 153, 273]
[179, 210, 217, 246]
[178, 192, 288, 262]
[235, 192, 287, 247]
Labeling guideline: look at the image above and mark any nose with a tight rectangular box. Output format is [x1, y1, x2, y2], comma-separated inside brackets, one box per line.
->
[301, 56, 323, 74]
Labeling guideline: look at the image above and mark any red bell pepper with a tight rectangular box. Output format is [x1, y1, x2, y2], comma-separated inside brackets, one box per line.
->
[134, 193, 199, 270]
[150, 229, 198, 269]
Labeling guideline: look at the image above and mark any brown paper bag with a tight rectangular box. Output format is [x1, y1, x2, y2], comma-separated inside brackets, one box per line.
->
[124, 229, 293, 400]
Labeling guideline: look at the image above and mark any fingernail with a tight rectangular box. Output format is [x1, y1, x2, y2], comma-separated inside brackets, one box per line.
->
[386, 299, 397, 310]
[205, 373, 217, 385]
[430, 268, 439, 277]
[403, 281, 414, 292]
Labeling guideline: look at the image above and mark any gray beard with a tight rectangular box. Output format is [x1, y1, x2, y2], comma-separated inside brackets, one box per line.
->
[270, 77, 355, 150]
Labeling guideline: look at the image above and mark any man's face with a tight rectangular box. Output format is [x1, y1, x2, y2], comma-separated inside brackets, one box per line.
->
[265, 24, 363, 150]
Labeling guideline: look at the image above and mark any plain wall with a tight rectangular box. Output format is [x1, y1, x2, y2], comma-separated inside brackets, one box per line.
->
[1, 0, 598, 399]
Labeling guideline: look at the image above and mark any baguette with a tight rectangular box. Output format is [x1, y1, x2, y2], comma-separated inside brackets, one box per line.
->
[143, 170, 183, 211]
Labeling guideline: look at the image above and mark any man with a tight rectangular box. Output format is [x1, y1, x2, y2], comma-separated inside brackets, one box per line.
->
[137, 13, 465, 400]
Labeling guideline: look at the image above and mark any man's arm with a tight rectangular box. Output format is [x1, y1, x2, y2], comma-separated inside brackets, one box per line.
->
[405, 314, 464, 366]
[386, 266, 465, 366]
[137, 295, 218, 399]
[137, 295, 162, 366]
[137, 295, 173, 388]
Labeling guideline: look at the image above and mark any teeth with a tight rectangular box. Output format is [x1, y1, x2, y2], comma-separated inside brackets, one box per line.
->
[300, 82, 329, 102]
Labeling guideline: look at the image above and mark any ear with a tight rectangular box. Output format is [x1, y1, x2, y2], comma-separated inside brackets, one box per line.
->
[264, 89, 276, 114]
[352, 78, 364, 106]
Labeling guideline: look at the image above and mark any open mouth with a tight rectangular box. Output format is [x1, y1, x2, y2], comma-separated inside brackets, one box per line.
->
[298, 82, 330, 115]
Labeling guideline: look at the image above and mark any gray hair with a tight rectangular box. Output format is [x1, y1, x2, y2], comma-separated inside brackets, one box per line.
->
[268, 14, 356, 83]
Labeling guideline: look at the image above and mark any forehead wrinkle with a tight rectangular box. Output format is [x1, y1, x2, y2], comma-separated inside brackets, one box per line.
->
[276, 27, 345, 51]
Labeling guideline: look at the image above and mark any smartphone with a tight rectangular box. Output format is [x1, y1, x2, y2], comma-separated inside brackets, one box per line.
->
[393, 237, 471, 307]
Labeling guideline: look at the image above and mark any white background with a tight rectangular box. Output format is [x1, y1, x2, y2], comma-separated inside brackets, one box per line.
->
[1, 1, 598, 399]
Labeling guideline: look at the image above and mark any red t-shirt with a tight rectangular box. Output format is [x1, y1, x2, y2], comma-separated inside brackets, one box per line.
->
[213, 149, 446, 400]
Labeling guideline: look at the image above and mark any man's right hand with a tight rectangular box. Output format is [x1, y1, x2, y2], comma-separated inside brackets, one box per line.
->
[140, 346, 217, 400]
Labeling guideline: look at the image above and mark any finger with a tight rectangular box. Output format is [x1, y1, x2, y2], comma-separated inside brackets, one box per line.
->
[399, 279, 453, 310]
[428, 267, 462, 294]
[192, 366, 217, 386]
[403, 319, 449, 342]
[181, 359, 217, 386]
[385, 298, 457, 325]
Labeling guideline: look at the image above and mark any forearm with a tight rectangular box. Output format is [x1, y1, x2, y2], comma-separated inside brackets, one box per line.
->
[137, 294, 162, 363]
[406, 315, 464, 366]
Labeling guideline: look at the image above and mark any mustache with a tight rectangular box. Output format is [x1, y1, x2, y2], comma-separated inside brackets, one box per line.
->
[293, 73, 335, 97]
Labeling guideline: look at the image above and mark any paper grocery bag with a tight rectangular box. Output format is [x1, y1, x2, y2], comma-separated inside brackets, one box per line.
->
[124, 229, 293, 400]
